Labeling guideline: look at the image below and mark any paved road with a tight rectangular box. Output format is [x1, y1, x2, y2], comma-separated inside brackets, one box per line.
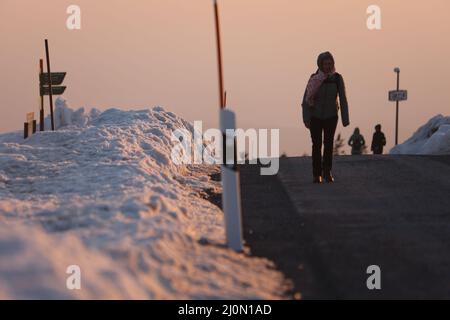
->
[240, 155, 450, 299]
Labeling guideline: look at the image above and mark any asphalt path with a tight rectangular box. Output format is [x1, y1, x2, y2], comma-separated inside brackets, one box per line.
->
[240, 155, 450, 299]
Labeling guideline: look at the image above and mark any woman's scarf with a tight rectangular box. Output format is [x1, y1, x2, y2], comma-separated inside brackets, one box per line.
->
[305, 66, 336, 107]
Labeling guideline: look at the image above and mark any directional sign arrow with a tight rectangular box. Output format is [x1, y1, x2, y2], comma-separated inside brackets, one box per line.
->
[40, 72, 66, 86]
[40, 86, 66, 96]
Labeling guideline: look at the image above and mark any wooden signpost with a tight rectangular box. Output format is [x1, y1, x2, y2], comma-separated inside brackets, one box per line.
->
[38, 40, 67, 132]
[45, 39, 55, 131]
[26, 40, 67, 138]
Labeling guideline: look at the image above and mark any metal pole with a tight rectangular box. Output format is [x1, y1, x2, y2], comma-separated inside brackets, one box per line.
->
[39, 59, 45, 131]
[214, 0, 225, 110]
[395, 69, 400, 145]
[45, 39, 55, 131]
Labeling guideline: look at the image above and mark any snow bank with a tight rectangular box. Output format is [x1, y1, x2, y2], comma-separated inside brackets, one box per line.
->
[390, 114, 450, 155]
[0, 99, 287, 299]
[51, 98, 101, 129]
[0, 223, 148, 299]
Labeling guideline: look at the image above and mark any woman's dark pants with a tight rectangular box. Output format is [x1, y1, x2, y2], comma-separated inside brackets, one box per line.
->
[309, 116, 338, 177]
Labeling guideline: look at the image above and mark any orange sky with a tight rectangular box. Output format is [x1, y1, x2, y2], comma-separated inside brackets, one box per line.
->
[1, 0, 449, 155]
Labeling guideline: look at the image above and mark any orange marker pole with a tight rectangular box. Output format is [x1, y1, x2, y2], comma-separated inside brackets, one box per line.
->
[39, 59, 45, 131]
[214, 0, 225, 110]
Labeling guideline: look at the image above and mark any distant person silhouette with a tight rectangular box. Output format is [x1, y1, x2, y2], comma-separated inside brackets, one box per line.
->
[371, 124, 386, 154]
[348, 127, 366, 155]
[302, 51, 350, 183]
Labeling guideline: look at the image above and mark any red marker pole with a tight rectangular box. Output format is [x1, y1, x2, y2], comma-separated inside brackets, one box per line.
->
[213, 0, 243, 252]
[39, 59, 45, 131]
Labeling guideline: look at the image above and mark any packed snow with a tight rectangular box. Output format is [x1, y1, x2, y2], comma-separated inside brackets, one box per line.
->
[0, 98, 288, 299]
[390, 114, 450, 155]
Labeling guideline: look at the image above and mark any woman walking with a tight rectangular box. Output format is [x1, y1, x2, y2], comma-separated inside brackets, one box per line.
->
[302, 51, 350, 183]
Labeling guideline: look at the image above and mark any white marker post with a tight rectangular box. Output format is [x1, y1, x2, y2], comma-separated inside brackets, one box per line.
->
[220, 109, 243, 252]
[213, 0, 243, 252]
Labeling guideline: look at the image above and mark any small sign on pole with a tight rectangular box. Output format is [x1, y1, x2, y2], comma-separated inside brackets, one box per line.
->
[40, 86, 67, 96]
[389, 90, 408, 102]
[39, 72, 66, 85]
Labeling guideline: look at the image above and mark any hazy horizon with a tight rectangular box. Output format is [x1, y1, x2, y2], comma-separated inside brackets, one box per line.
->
[1, 0, 449, 155]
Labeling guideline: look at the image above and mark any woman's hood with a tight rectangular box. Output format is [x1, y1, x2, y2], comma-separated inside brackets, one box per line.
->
[317, 51, 335, 71]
